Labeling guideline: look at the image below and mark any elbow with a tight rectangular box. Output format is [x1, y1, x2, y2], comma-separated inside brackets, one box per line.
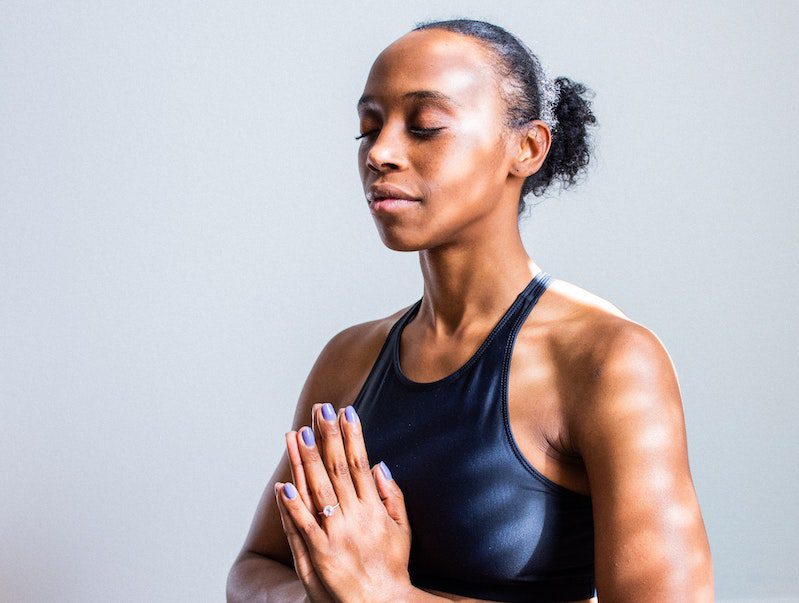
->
[226, 550, 300, 603]
[596, 552, 714, 602]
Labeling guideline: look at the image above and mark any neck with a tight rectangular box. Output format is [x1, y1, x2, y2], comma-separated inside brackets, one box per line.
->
[416, 225, 541, 337]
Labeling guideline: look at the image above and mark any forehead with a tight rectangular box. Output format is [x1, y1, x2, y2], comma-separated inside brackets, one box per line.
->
[358, 29, 499, 112]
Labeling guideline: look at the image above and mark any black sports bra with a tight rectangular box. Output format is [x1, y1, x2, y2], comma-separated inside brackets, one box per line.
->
[352, 271, 595, 602]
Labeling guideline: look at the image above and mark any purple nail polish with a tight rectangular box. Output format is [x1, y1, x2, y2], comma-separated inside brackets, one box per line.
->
[301, 427, 315, 447]
[322, 402, 336, 421]
[379, 460, 392, 480]
[345, 405, 358, 423]
[283, 482, 297, 499]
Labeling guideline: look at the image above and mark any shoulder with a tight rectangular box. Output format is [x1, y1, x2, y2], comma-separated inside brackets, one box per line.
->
[545, 277, 679, 445]
[536, 277, 675, 420]
[528, 277, 682, 456]
[296, 302, 416, 412]
[567, 300, 684, 476]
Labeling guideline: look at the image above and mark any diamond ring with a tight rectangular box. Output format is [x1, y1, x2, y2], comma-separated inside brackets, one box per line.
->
[318, 502, 341, 517]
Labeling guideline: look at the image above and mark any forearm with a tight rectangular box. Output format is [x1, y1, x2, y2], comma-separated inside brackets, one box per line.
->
[226, 552, 308, 603]
[393, 586, 463, 602]
[226, 552, 454, 603]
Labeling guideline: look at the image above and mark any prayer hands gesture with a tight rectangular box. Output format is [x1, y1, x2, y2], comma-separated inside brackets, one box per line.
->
[274, 402, 413, 603]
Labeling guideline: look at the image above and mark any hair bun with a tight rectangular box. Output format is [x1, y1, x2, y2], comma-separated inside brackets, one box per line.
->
[523, 76, 598, 206]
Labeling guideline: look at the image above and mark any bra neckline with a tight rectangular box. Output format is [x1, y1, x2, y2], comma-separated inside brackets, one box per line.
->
[392, 270, 550, 388]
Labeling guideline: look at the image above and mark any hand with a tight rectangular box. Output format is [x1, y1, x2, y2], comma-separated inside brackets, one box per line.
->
[275, 417, 334, 603]
[274, 402, 413, 603]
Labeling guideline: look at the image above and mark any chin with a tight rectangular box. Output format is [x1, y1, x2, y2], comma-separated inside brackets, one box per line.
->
[375, 228, 431, 252]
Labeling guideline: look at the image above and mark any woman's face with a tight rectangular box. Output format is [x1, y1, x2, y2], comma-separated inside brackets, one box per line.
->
[357, 29, 526, 251]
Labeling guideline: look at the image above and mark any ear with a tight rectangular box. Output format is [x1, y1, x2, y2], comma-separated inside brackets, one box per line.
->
[510, 120, 551, 179]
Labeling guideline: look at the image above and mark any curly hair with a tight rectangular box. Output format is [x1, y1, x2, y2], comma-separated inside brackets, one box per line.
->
[412, 18, 598, 219]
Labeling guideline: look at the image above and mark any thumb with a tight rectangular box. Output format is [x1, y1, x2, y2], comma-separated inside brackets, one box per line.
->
[373, 460, 410, 533]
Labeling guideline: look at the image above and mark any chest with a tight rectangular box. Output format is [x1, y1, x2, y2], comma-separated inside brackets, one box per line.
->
[352, 346, 595, 585]
[389, 320, 591, 497]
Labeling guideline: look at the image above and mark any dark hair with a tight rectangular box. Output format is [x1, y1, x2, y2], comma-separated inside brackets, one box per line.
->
[411, 18, 598, 219]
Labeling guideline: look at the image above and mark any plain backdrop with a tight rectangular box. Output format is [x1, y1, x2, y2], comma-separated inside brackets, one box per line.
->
[2, 2, 797, 602]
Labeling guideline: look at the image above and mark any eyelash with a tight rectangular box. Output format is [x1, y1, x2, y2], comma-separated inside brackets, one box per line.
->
[354, 127, 444, 141]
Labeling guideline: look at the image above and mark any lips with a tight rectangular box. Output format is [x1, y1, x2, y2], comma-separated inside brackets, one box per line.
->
[369, 198, 420, 214]
[367, 183, 421, 204]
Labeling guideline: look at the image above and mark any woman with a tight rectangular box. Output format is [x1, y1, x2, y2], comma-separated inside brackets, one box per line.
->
[227, 18, 713, 603]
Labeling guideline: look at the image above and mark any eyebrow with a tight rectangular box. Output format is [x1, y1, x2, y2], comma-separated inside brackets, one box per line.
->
[357, 89, 463, 111]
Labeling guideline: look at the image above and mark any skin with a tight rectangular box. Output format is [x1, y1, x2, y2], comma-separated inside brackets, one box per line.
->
[274, 406, 414, 602]
[227, 28, 714, 602]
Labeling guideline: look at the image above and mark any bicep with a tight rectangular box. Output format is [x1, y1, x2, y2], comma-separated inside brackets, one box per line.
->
[234, 330, 355, 566]
[236, 449, 295, 566]
[576, 325, 713, 601]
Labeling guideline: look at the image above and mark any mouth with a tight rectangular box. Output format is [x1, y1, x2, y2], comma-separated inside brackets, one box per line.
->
[369, 197, 422, 214]
[367, 182, 422, 206]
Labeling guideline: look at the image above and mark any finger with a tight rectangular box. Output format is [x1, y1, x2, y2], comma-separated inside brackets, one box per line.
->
[372, 460, 411, 535]
[311, 402, 339, 469]
[274, 481, 322, 585]
[295, 425, 344, 521]
[310, 402, 322, 445]
[310, 402, 330, 463]
[310, 402, 339, 487]
[339, 405, 383, 505]
[313, 402, 358, 506]
[275, 482, 335, 602]
[275, 480, 328, 553]
[285, 431, 317, 516]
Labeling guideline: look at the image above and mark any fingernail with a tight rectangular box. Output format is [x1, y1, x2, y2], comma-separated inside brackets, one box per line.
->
[345, 405, 358, 423]
[379, 460, 392, 480]
[283, 482, 297, 499]
[301, 426, 315, 447]
[322, 402, 336, 421]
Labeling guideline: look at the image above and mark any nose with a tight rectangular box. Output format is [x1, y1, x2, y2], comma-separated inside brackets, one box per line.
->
[364, 123, 407, 173]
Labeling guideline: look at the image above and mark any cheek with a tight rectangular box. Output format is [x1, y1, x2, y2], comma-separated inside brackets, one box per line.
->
[421, 135, 502, 203]
[357, 148, 368, 176]
[433, 116, 502, 177]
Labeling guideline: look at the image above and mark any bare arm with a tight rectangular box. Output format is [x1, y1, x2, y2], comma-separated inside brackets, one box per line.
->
[226, 314, 453, 602]
[227, 551, 308, 603]
[228, 554, 458, 603]
[226, 325, 362, 603]
[574, 323, 714, 601]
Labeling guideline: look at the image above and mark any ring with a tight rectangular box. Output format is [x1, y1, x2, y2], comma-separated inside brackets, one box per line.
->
[318, 503, 340, 517]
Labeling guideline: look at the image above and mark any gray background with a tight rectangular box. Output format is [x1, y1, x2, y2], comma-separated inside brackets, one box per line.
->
[1, 2, 797, 601]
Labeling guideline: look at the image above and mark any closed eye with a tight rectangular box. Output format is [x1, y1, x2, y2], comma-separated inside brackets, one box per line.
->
[354, 127, 445, 141]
